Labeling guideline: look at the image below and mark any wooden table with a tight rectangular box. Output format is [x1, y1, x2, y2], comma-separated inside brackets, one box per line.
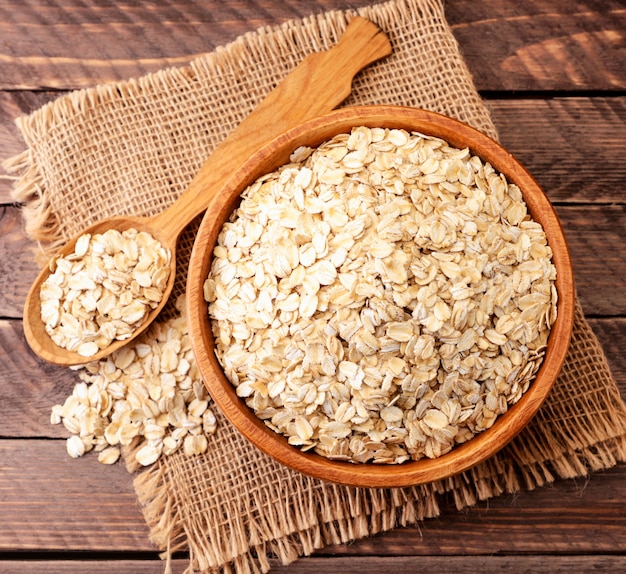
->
[1, 1, 625, 572]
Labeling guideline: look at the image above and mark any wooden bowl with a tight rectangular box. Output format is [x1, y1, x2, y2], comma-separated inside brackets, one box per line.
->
[186, 105, 575, 488]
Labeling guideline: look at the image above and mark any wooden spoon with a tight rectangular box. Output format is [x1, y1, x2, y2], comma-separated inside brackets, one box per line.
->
[23, 16, 392, 366]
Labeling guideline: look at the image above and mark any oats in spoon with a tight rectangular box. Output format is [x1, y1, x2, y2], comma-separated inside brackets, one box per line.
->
[40, 228, 171, 357]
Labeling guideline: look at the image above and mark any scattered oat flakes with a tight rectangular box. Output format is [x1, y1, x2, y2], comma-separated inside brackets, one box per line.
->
[40, 228, 171, 357]
[50, 295, 218, 466]
[205, 126, 558, 464]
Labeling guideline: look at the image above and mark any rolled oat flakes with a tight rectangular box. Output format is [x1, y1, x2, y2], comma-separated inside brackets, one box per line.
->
[205, 126, 558, 464]
[40, 228, 171, 357]
[51, 295, 218, 466]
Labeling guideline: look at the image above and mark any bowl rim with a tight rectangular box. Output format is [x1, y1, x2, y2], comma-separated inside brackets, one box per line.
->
[186, 104, 575, 488]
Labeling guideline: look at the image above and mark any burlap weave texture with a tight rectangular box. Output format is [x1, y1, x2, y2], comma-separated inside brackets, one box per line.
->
[5, 0, 626, 572]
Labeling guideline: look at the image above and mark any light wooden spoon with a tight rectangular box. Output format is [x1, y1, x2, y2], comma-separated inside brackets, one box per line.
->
[23, 16, 392, 366]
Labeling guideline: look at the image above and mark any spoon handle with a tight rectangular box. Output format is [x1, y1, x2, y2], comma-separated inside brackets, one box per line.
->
[153, 16, 392, 240]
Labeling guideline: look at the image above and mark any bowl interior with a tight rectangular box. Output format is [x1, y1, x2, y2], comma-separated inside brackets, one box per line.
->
[186, 105, 575, 488]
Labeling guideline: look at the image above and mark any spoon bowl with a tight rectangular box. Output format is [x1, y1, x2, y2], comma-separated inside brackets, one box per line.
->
[23, 214, 178, 365]
[22, 16, 392, 366]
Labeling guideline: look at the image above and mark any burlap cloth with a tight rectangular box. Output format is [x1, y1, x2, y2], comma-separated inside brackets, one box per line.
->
[5, 0, 626, 572]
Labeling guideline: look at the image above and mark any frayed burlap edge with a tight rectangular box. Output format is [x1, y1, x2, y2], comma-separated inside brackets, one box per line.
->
[4, 0, 626, 572]
[132, 450, 442, 574]
[3, 0, 496, 266]
[4, 65, 203, 263]
[130, 297, 626, 574]
[3, 150, 59, 262]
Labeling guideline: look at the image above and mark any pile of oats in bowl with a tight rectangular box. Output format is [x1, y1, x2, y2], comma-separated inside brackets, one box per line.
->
[204, 126, 558, 464]
[40, 228, 171, 357]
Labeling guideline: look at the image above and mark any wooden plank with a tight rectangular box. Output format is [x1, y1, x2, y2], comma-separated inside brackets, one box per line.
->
[274, 556, 626, 573]
[1, 436, 625, 554]
[0, 440, 152, 551]
[328, 464, 626, 556]
[1, 556, 626, 574]
[0, 278, 624, 443]
[0, 320, 76, 438]
[556, 205, 626, 316]
[0, 0, 624, 92]
[0, 562, 183, 574]
[0, 91, 60, 178]
[489, 97, 626, 204]
[3, 96, 625, 204]
[0, 0, 359, 90]
[0, 206, 41, 317]
[446, 0, 626, 91]
[3, 203, 626, 320]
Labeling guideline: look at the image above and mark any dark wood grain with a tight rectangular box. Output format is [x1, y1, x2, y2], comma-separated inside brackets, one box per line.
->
[557, 205, 626, 316]
[0, 562, 184, 574]
[278, 556, 626, 573]
[490, 97, 626, 204]
[0, 0, 368, 90]
[0, 0, 624, 92]
[4, 202, 626, 320]
[0, 206, 40, 317]
[446, 0, 626, 91]
[0, 440, 151, 551]
[2, 556, 626, 574]
[1, 436, 625, 554]
[2, 315, 624, 438]
[0, 320, 75, 438]
[1, 0, 626, 571]
[1, 556, 626, 574]
[4, 96, 625, 203]
[292, 555, 626, 573]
